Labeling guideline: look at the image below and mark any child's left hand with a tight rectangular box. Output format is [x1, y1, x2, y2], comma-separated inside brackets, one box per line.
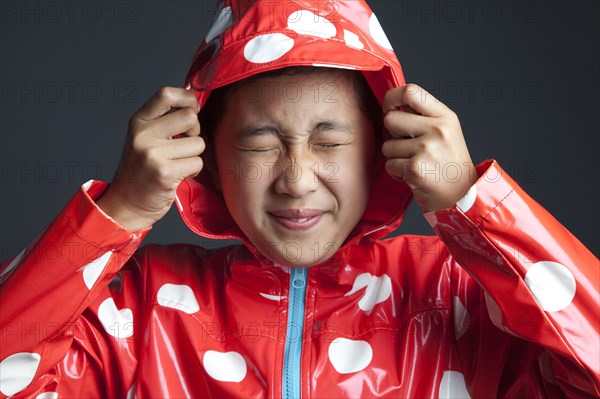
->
[381, 83, 478, 213]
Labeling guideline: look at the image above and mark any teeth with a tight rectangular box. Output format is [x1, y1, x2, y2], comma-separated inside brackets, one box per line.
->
[291, 217, 310, 223]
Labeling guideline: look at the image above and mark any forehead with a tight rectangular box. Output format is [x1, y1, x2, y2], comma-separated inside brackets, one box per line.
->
[227, 69, 360, 109]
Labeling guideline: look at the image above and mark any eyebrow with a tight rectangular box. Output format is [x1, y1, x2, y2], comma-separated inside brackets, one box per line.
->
[312, 120, 354, 134]
[237, 119, 354, 139]
[237, 123, 279, 139]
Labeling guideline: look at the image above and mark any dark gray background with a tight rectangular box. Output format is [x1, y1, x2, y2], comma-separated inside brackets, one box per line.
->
[1, 1, 598, 260]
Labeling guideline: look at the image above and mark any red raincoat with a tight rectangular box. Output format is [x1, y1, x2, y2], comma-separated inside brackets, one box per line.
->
[1, 1, 598, 398]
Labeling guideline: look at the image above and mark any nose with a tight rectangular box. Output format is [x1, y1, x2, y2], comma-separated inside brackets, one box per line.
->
[274, 154, 319, 198]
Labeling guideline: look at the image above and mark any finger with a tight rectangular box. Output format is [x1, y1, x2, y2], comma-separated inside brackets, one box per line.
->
[384, 157, 419, 184]
[136, 87, 199, 121]
[171, 156, 204, 179]
[163, 136, 206, 160]
[148, 107, 200, 139]
[383, 109, 429, 139]
[383, 84, 450, 118]
[400, 104, 419, 115]
[381, 136, 426, 159]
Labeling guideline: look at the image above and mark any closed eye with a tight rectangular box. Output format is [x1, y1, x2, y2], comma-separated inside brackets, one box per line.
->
[314, 143, 344, 148]
[242, 148, 277, 153]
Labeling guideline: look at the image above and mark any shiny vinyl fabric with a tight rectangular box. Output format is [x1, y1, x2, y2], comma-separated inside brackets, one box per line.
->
[1, 0, 599, 398]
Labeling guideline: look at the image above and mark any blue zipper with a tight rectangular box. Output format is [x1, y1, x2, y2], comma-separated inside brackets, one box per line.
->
[282, 267, 308, 399]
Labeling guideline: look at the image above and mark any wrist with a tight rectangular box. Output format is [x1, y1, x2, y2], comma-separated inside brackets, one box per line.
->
[96, 191, 156, 232]
[420, 167, 479, 213]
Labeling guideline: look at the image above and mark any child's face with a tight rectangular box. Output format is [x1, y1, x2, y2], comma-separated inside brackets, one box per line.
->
[214, 71, 376, 267]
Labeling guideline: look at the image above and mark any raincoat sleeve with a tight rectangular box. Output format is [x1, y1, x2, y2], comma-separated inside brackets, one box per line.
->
[0, 180, 152, 398]
[426, 159, 600, 397]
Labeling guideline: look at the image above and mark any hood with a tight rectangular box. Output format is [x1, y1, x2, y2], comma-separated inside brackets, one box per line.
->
[176, 0, 413, 251]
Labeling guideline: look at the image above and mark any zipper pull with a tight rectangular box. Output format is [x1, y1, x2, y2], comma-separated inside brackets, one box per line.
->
[291, 268, 307, 289]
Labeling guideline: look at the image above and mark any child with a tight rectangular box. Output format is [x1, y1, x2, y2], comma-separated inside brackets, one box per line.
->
[1, 0, 598, 398]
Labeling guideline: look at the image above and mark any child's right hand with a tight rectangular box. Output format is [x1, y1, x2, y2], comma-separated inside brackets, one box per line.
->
[96, 87, 204, 232]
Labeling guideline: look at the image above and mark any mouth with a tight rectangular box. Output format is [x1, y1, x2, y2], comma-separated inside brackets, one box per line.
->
[269, 209, 325, 231]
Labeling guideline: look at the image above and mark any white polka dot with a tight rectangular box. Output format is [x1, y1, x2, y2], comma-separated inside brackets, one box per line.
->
[525, 261, 576, 312]
[184, 83, 191, 90]
[82, 179, 93, 191]
[157, 283, 200, 314]
[453, 296, 470, 340]
[259, 293, 285, 301]
[205, 6, 233, 43]
[287, 10, 336, 39]
[344, 273, 392, 314]
[343, 29, 364, 50]
[82, 251, 113, 290]
[0, 248, 26, 285]
[203, 350, 247, 382]
[456, 186, 477, 213]
[243, 33, 294, 63]
[126, 382, 136, 399]
[97, 298, 134, 339]
[439, 370, 471, 398]
[328, 338, 373, 374]
[36, 392, 58, 399]
[368, 13, 393, 50]
[0, 352, 41, 396]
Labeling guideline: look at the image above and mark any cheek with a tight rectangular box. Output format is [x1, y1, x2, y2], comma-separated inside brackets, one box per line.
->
[328, 150, 372, 203]
[219, 159, 272, 213]
[348, 138, 376, 203]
